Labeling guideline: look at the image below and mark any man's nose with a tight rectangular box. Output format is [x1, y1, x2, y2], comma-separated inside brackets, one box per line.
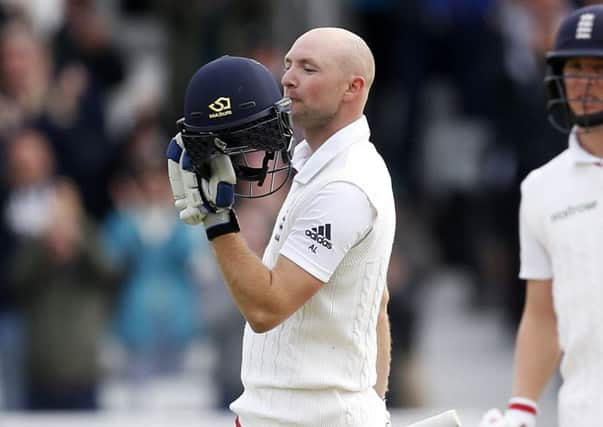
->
[281, 68, 295, 88]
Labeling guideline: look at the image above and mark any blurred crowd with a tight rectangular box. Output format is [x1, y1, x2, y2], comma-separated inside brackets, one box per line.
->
[0, 0, 594, 413]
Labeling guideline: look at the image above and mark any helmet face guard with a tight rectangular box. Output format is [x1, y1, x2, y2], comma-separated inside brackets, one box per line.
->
[544, 5, 603, 133]
[179, 56, 295, 198]
[545, 60, 603, 133]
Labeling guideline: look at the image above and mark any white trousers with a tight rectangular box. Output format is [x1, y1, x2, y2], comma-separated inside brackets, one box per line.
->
[231, 386, 387, 426]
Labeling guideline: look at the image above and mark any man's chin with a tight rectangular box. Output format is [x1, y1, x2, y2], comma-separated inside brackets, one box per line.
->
[576, 122, 603, 133]
[291, 111, 308, 126]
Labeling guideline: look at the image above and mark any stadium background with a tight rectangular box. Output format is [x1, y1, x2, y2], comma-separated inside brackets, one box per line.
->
[0, 0, 590, 425]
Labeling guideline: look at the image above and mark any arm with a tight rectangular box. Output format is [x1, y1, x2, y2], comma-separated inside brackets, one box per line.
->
[479, 182, 556, 426]
[166, 141, 368, 333]
[479, 279, 559, 427]
[511, 279, 561, 400]
[374, 286, 391, 399]
[211, 232, 323, 333]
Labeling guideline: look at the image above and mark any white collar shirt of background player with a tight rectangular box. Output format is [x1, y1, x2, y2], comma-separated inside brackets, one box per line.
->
[519, 128, 603, 427]
[230, 116, 394, 427]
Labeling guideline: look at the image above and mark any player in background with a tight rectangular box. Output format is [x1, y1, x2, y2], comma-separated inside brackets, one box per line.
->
[167, 27, 395, 426]
[479, 4, 603, 427]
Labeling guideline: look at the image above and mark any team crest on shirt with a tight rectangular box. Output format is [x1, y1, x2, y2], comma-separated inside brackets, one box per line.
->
[550, 200, 598, 222]
[305, 223, 333, 252]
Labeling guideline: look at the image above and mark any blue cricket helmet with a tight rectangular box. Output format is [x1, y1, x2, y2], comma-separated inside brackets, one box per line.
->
[545, 5, 603, 132]
[178, 55, 294, 198]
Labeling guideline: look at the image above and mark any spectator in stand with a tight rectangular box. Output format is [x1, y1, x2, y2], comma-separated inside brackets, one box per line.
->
[102, 117, 206, 398]
[0, 19, 115, 219]
[9, 179, 120, 410]
[0, 127, 59, 410]
[0, 20, 51, 138]
[51, 0, 126, 93]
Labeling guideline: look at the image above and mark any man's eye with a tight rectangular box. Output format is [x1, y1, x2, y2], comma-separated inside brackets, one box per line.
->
[567, 61, 582, 68]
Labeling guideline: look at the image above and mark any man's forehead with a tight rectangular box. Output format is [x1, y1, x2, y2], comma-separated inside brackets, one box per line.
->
[284, 50, 319, 64]
[285, 36, 336, 64]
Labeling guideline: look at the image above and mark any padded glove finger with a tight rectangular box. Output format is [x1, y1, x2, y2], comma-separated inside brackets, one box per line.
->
[181, 150, 204, 209]
[166, 132, 206, 225]
[166, 133, 185, 202]
[479, 408, 505, 427]
[200, 152, 236, 211]
[179, 205, 207, 225]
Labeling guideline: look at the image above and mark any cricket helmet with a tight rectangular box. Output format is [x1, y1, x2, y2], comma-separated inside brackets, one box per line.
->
[178, 55, 294, 198]
[545, 5, 603, 132]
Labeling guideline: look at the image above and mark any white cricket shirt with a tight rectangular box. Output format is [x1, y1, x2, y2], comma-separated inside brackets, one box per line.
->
[230, 116, 396, 426]
[519, 129, 603, 427]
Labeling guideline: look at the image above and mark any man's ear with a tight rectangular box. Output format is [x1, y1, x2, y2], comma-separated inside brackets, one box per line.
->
[343, 75, 365, 102]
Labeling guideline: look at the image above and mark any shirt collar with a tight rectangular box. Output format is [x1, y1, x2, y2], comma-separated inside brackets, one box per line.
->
[291, 116, 370, 184]
[569, 129, 603, 166]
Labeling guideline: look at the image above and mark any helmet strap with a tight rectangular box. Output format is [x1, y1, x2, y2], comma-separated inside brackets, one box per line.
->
[574, 110, 603, 128]
[235, 151, 275, 185]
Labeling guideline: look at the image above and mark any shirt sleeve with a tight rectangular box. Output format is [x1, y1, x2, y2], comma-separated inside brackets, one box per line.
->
[279, 181, 376, 282]
[518, 181, 553, 280]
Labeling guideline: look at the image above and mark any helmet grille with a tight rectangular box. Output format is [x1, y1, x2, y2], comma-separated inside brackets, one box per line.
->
[182, 113, 291, 171]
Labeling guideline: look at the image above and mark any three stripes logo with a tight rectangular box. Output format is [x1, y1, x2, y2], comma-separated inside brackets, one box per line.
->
[576, 13, 595, 40]
[305, 224, 333, 250]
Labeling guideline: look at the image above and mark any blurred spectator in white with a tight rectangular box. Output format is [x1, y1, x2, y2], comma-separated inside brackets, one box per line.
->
[9, 179, 120, 410]
[0, 0, 65, 37]
[0, 127, 59, 409]
[3, 128, 57, 237]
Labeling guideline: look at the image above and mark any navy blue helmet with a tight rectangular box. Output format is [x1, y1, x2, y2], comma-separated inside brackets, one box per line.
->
[545, 5, 603, 132]
[178, 55, 294, 198]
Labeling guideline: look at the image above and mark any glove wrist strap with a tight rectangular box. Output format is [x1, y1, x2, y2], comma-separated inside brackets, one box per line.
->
[508, 396, 538, 415]
[205, 209, 240, 241]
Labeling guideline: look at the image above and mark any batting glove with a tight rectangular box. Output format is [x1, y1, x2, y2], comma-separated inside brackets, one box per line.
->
[166, 133, 239, 240]
[479, 397, 537, 427]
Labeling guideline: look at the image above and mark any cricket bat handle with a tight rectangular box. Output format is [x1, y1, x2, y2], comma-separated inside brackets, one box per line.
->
[405, 410, 462, 427]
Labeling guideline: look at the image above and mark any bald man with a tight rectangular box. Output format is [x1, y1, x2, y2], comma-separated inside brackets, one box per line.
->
[187, 27, 395, 426]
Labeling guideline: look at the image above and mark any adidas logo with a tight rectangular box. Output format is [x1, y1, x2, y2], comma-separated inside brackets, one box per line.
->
[305, 224, 332, 249]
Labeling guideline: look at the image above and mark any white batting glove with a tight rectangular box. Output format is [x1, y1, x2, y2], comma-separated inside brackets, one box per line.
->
[479, 397, 537, 427]
[167, 132, 206, 225]
[166, 133, 240, 240]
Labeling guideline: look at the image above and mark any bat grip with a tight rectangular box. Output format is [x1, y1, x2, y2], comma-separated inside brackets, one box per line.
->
[406, 410, 462, 427]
